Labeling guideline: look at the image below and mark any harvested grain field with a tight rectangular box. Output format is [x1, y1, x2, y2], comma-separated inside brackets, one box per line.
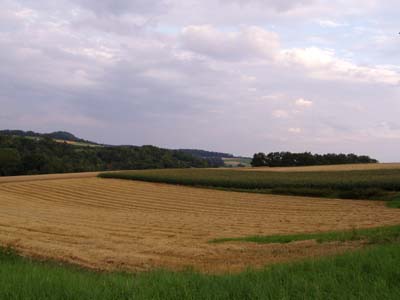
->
[239, 163, 400, 172]
[0, 172, 100, 184]
[0, 171, 126, 184]
[1, 176, 400, 273]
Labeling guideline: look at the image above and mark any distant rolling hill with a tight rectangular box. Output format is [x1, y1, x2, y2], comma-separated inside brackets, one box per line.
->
[179, 149, 234, 159]
[179, 149, 251, 167]
[0, 130, 98, 146]
[0, 130, 211, 176]
[0, 130, 250, 173]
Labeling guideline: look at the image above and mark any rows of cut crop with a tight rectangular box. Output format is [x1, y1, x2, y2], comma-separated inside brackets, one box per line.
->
[2, 177, 400, 272]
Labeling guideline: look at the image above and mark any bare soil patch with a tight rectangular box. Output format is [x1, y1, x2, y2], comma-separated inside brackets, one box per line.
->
[1, 177, 399, 273]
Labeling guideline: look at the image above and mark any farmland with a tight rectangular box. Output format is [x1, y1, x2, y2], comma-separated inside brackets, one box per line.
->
[100, 165, 400, 200]
[1, 165, 400, 299]
[1, 175, 400, 273]
[0, 171, 100, 184]
[222, 157, 252, 167]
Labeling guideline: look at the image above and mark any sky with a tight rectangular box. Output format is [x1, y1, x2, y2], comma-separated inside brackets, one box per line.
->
[1, 0, 400, 161]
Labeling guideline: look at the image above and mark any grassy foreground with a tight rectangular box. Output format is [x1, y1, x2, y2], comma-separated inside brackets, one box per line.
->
[211, 224, 400, 244]
[100, 168, 400, 201]
[1, 244, 400, 300]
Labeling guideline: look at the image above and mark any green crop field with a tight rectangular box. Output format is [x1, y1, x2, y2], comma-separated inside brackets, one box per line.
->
[100, 168, 400, 202]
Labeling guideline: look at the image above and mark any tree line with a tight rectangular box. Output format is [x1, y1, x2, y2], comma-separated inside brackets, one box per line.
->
[179, 149, 234, 167]
[0, 135, 210, 176]
[251, 151, 378, 167]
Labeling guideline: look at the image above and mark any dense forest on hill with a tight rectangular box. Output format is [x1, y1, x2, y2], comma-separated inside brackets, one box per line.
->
[179, 149, 234, 159]
[0, 135, 209, 176]
[0, 130, 95, 144]
[179, 149, 234, 167]
[251, 151, 378, 167]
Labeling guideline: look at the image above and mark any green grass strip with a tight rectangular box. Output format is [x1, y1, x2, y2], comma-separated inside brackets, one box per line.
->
[388, 200, 400, 208]
[387, 195, 400, 208]
[210, 225, 400, 245]
[2, 244, 400, 299]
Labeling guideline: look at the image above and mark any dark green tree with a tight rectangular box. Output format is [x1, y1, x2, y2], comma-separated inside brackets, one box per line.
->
[0, 148, 21, 175]
[251, 152, 268, 167]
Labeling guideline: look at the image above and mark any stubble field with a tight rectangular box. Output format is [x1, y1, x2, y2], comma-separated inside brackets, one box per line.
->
[1, 175, 400, 273]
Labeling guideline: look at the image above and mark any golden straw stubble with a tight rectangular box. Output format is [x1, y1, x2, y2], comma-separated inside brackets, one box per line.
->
[1, 176, 399, 273]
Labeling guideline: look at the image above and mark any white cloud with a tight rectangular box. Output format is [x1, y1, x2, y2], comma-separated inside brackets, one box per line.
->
[180, 25, 400, 87]
[279, 47, 400, 85]
[288, 127, 302, 133]
[273, 110, 290, 118]
[316, 19, 346, 28]
[181, 26, 400, 86]
[295, 98, 313, 107]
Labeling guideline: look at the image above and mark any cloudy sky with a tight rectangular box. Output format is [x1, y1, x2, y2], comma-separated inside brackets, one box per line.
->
[1, 0, 400, 161]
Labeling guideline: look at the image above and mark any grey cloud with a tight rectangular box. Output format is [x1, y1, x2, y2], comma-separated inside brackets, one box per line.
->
[159, 0, 377, 28]
[70, 14, 152, 35]
[180, 26, 280, 61]
[220, 0, 316, 12]
[12, 0, 167, 15]
[70, 0, 168, 16]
